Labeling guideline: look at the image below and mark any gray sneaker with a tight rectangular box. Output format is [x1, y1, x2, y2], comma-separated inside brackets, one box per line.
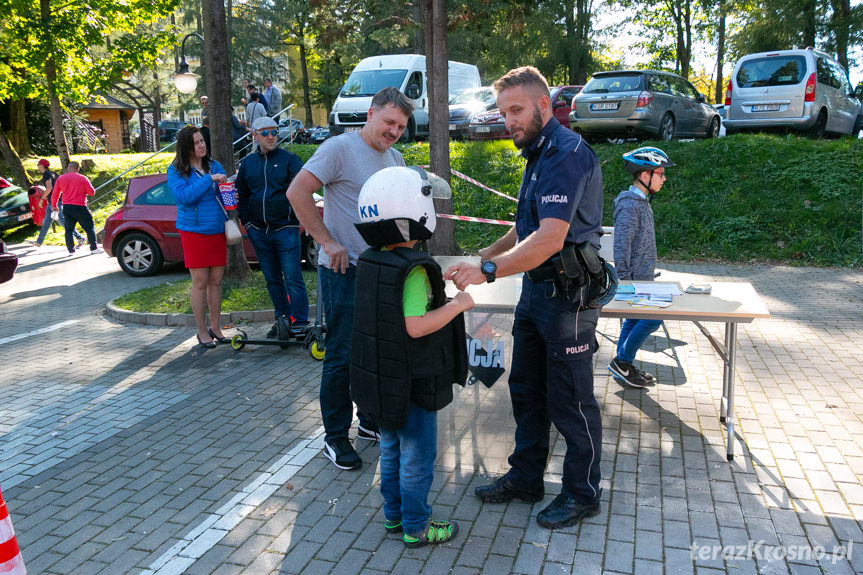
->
[90, 247, 104, 255]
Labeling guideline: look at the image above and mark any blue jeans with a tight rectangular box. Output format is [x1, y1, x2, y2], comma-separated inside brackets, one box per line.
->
[616, 319, 663, 364]
[36, 202, 83, 245]
[62, 204, 97, 253]
[318, 265, 375, 440]
[507, 278, 602, 504]
[380, 402, 437, 535]
[246, 226, 309, 323]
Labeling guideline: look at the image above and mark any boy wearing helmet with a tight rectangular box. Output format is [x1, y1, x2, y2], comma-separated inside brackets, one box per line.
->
[351, 166, 474, 548]
[609, 146, 674, 388]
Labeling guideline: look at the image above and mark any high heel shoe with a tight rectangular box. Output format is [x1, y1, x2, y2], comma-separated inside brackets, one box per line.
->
[196, 334, 217, 349]
[208, 327, 231, 345]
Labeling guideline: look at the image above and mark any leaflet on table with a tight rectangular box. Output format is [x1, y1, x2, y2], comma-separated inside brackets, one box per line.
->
[630, 297, 673, 308]
[631, 282, 683, 296]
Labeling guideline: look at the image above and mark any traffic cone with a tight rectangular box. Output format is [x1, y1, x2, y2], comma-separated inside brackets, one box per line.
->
[0, 486, 26, 574]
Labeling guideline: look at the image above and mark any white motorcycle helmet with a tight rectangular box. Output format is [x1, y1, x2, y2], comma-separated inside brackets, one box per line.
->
[355, 166, 450, 248]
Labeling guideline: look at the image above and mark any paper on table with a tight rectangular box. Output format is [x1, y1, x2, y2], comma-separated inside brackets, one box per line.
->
[631, 297, 673, 308]
[631, 282, 682, 296]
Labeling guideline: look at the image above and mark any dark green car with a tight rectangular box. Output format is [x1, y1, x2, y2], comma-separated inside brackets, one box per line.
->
[0, 177, 32, 230]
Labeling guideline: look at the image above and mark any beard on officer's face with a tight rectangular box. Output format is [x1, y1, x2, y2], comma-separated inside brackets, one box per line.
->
[512, 105, 544, 149]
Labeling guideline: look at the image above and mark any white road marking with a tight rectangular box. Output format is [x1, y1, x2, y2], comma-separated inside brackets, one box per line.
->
[142, 425, 327, 575]
[0, 320, 80, 346]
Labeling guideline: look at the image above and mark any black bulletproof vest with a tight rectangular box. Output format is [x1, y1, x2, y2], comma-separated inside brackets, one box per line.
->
[350, 247, 468, 430]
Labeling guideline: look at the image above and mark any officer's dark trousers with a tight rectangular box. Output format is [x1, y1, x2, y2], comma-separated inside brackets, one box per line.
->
[507, 278, 602, 505]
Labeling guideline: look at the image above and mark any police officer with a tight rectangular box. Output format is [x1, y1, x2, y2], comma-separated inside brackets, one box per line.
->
[445, 66, 605, 530]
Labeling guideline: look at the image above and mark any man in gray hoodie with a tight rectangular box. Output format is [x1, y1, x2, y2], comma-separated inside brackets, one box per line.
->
[609, 146, 674, 388]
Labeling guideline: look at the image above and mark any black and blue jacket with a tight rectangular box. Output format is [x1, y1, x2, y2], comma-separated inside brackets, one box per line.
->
[236, 148, 303, 232]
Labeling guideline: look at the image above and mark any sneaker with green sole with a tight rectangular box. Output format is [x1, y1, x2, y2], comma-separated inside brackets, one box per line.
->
[384, 519, 402, 534]
[403, 519, 459, 548]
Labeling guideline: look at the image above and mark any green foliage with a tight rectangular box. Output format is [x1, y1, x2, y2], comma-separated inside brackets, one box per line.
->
[6, 135, 861, 268]
[112, 269, 318, 313]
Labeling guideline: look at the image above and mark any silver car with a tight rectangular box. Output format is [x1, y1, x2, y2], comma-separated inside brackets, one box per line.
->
[569, 70, 721, 142]
[724, 48, 861, 137]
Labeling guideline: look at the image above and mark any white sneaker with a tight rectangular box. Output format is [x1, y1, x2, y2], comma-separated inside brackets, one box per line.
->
[25, 240, 41, 247]
[90, 247, 104, 255]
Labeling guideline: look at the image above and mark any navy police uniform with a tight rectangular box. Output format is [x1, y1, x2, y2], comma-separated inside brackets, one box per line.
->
[508, 117, 604, 505]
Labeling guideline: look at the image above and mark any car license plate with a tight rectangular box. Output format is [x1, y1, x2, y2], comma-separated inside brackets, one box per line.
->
[591, 102, 618, 111]
[344, 126, 360, 133]
[752, 104, 780, 112]
[449, 124, 456, 131]
[476, 126, 491, 133]
[17, 213, 32, 222]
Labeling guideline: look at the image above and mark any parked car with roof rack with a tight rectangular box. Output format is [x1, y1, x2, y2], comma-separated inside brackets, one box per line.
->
[569, 70, 721, 141]
[723, 48, 861, 137]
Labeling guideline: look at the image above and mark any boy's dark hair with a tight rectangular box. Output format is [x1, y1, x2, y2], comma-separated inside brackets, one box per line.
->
[247, 84, 257, 92]
[371, 87, 415, 117]
[492, 66, 550, 99]
[171, 125, 210, 177]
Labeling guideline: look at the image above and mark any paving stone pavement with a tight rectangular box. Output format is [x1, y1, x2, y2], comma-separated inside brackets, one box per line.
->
[1, 242, 863, 574]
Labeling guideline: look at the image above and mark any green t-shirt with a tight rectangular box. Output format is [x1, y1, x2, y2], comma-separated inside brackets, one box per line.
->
[403, 265, 432, 318]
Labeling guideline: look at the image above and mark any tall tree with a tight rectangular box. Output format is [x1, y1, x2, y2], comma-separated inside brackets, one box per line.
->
[0, 0, 175, 172]
[424, 0, 456, 256]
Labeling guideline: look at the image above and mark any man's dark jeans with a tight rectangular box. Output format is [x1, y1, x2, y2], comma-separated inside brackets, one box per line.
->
[62, 204, 97, 253]
[246, 226, 309, 323]
[318, 265, 375, 441]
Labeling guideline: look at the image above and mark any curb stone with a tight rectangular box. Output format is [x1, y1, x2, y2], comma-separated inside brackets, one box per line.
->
[106, 299, 317, 327]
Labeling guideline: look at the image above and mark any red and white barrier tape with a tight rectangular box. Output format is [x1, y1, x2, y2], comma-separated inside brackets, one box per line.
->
[419, 165, 518, 203]
[439, 213, 514, 226]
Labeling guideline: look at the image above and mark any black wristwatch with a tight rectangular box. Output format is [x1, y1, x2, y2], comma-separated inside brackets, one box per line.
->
[480, 260, 497, 284]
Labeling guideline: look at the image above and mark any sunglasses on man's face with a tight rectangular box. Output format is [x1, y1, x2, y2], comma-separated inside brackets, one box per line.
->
[257, 129, 277, 137]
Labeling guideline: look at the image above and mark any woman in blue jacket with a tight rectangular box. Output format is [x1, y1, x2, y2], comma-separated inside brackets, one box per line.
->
[167, 125, 230, 348]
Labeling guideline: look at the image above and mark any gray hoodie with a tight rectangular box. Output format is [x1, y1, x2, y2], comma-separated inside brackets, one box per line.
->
[613, 185, 656, 281]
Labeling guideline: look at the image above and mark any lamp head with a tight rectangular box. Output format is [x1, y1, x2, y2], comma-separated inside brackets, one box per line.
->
[174, 59, 198, 94]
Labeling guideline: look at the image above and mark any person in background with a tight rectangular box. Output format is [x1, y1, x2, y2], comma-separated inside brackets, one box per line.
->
[167, 125, 230, 349]
[245, 93, 267, 152]
[246, 84, 268, 114]
[51, 161, 102, 256]
[608, 146, 675, 388]
[287, 87, 413, 471]
[264, 79, 282, 120]
[29, 159, 84, 248]
[231, 107, 248, 159]
[200, 95, 209, 120]
[236, 116, 309, 338]
[199, 116, 212, 157]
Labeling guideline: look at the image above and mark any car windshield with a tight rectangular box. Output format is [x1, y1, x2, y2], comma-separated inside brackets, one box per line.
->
[340, 70, 408, 97]
[583, 75, 642, 93]
[450, 88, 493, 105]
[737, 56, 806, 87]
[0, 186, 25, 209]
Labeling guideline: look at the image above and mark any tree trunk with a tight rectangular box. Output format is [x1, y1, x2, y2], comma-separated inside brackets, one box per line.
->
[565, 0, 576, 85]
[0, 128, 30, 188]
[424, 0, 457, 256]
[682, 0, 691, 78]
[299, 41, 313, 127]
[714, 0, 726, 103]
[203, 0, 249, 279]
[41, 0, 70, 169]
[830, 0, 851, 69]
[10, 99, 31, 155]
[802, 0, 817, 48]
[574, 0, 592, 84]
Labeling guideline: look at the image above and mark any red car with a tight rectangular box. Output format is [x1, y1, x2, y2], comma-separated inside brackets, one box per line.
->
[468, 85, 583, 141]
[0, 239, 17, 284]
[103, 174, 322, 277]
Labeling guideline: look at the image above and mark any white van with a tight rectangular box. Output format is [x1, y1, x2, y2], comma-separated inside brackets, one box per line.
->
[724, 48, 861, 137]
[328, 54, 481, 142]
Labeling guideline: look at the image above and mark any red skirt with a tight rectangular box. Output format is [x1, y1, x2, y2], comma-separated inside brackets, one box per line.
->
[179, 230, 227, 268]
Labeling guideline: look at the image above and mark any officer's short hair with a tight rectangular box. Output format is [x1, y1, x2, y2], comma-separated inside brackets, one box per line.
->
[371, 87, 415, 118]
[493, 66, 550, 100]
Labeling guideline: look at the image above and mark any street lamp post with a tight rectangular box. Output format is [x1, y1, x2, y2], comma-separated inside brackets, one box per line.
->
[173, 33, 204, 94]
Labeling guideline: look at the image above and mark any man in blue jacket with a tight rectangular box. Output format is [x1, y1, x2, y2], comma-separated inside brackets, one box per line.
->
[236, 116, 309, 337]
